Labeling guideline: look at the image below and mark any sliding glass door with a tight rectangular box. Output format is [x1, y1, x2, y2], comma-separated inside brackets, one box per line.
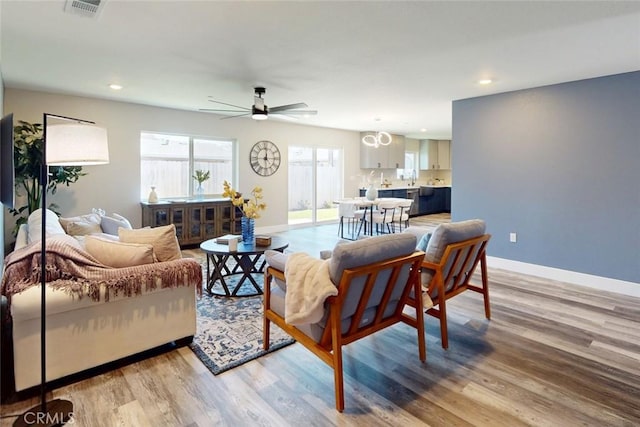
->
[288, 146, 342, 225]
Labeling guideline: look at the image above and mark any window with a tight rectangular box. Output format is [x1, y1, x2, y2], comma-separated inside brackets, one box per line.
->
[140, 132, 235, 199]
[396, 151, 418, 182]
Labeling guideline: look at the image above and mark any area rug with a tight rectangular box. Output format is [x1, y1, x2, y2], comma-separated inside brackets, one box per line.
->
[184, 249, 295, 375]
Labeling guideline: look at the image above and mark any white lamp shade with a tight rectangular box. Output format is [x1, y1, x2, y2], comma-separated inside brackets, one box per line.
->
[46, 124, 109, 166]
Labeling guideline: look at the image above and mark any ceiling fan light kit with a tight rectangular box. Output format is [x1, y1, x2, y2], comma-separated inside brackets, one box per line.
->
[251, 106, 268, 120]
[202, 87, 317, 121]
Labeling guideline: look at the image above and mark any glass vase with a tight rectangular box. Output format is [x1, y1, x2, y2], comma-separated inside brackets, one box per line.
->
[195, 183, 204, 200]
[242, 217, 255, 245]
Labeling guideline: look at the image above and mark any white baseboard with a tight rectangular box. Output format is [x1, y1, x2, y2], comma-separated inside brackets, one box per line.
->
[487, 256, 640, 298]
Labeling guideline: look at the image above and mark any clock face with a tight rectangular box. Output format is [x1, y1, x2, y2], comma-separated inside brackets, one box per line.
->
[250, 140, 281, 177]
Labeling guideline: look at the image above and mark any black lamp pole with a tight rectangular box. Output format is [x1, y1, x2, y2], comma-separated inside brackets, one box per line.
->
[13, 113, 97, 427]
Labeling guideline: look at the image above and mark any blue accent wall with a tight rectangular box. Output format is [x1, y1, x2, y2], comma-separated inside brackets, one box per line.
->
[452, 71, 640, 283]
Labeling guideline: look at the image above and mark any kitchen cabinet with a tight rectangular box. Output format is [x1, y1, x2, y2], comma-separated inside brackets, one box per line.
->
[141, 199, 241, 247]
[419, 139, 451, 170]
[444, 187, 451, 213]
[417, 187, 451, 215]
[360, 133, 406, 169]
[358, 187, 450, 216]
[407, 188, 419, 216]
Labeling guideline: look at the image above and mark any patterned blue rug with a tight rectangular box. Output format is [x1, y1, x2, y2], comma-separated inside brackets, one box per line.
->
[189, 270, 295, 375]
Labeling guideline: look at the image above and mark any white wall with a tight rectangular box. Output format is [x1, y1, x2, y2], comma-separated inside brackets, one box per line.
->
[3, 88, 362, 244]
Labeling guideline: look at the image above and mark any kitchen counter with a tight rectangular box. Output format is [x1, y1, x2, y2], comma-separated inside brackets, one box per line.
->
[361, 184, 451, 191]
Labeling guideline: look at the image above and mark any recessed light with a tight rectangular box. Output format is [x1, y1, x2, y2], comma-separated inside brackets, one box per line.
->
[109, 84, 123, 90]
[478, 79, 492, 85]
[420, 128, 427, 132]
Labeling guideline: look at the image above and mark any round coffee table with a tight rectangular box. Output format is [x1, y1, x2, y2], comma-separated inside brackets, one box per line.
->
[200, 236, 289, 297]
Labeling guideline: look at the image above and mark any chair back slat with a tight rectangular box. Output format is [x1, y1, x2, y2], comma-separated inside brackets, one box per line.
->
[372, 263, 404, 325]
[346, 271, 379, 336]
[430, 234, 490, 296]
[444, 244, 477, 292]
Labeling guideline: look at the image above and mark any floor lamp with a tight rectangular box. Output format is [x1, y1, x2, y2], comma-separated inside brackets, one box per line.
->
[14, 113, 109, 427]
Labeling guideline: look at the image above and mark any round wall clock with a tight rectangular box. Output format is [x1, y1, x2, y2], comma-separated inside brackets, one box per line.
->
[250, 140, 281, 176]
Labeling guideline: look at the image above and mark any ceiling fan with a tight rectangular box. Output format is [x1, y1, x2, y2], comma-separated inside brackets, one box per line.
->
[200, 87, 317, 120]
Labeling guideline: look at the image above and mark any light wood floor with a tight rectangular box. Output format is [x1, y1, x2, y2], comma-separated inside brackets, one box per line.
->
[2, 214, 639, 426]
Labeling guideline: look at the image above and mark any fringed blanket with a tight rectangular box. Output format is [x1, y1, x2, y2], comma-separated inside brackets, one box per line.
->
[284, 252, 337, 325]
[1, 237, 202, 304]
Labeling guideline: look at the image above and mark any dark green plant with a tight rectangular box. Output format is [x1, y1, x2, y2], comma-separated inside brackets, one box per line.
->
[9, 120, 86, 235]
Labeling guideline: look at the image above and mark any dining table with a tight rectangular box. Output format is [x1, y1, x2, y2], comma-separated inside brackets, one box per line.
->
[333, 197, 408, 237]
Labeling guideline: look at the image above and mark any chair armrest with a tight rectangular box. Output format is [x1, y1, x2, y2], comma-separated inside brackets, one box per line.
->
[421, 259, 443, 270]
[266, 265, 286, 281]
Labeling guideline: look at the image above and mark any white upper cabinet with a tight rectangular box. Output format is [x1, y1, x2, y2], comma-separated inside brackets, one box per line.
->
[360, 133, 406, 169]
[419, 139, 451, 170]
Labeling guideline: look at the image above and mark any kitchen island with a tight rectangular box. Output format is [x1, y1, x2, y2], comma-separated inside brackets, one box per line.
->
[358, 185, 451, 216]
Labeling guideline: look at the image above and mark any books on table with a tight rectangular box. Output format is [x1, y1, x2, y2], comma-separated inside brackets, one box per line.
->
[215, 234, 242, 244]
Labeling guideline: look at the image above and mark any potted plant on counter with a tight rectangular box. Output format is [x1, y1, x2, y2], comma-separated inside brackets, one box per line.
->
[192, 169, 211, 200]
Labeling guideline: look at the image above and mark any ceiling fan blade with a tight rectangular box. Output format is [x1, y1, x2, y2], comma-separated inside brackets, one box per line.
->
[271, 110, 317, 116]
[220, 113, 251, 120]
[269, 103, 308, 113]
[200, 108, 250, 113]
[207, 98, 250, 110]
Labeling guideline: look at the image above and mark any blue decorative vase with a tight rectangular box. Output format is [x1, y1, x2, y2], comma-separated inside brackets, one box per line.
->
[242, 217, 255, 245]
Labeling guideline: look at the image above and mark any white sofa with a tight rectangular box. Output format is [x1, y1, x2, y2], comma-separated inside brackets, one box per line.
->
[3, 209, 202, 392]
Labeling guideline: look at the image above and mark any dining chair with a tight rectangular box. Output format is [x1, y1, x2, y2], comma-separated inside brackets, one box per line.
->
[353, 197, 371, 237]
[367, 199, 397, 235]
[337, 199, 358, 240]
[393, 199, 413, 232]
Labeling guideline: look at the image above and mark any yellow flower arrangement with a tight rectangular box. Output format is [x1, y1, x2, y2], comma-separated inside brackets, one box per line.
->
[222, 180, 267, 219]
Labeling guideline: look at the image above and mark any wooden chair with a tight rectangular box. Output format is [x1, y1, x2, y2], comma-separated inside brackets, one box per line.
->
[417, 220, 491, 349]
[263, 233, 426, 412]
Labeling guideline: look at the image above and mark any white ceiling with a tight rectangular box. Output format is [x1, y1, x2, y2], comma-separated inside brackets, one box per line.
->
[1, 1, 639, 139]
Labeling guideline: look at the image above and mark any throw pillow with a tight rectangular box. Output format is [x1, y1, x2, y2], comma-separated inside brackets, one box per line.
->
[417, 232, 432, 251]
[118, 224, 181, 262]
[27, 208, 66, 244]
[85, 236, 156, 268]
[100, 213, 133, 235]
[66, 221, 103, 236]
[59, 213, 101, 234]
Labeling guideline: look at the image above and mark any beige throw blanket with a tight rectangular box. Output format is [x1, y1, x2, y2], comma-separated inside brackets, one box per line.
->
[1, 236, 202, 303]
[284, 252, 338, 325]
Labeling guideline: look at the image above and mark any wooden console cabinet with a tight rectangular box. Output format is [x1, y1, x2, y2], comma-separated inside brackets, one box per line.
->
[141, 199, 241, 247]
